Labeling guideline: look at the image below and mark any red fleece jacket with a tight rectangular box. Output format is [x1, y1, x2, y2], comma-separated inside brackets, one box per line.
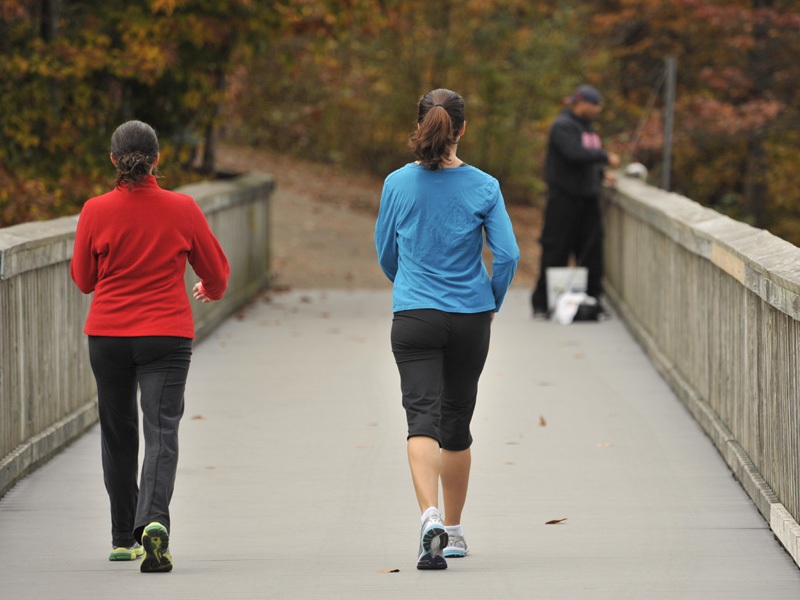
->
[71, 176, 230, 338]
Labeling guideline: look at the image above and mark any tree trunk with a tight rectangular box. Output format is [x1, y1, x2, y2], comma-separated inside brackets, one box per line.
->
[201, 120, 216, 175]
[40, 0, 61, 42]
[200, 67, 229, 175]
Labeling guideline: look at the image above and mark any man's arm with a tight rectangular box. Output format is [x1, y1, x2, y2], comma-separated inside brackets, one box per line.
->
[550, 120, 612, 165]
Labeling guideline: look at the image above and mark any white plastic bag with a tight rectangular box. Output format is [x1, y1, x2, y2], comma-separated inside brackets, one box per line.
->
[553, 291, 597, 325]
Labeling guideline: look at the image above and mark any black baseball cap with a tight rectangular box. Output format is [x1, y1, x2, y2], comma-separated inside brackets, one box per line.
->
[569, 84, 602, 105]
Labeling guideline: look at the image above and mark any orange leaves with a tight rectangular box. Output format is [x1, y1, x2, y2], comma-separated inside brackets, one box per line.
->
[114, 23, 178, 84]
[545, 518, 567, 525]
[2, 37, 113, 84]
[0, 168, 50, 227]
[275, 1, 337, 37]
[150, 0, 190, 16]
[52, 38, 114, 81]
[172, 14, 233, 48]
[0, 1, 28, 21]
[0, 0, 278, 228]
[684, 97, 784, 137]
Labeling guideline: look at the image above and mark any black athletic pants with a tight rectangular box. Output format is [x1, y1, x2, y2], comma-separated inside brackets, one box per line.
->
[88, 336, 192, 547]
[391, 309, 492, 451]
[531, 188, 604, 313]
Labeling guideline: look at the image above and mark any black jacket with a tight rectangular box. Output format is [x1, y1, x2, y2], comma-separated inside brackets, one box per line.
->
[544, 108, 609, 198]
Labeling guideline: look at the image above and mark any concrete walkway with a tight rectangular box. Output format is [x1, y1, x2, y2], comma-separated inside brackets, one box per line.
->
[1, 289, 799, 599]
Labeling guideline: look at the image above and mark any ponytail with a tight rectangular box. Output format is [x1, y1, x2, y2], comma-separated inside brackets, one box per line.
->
[110, 120, 160, 191]
[409, 89, 465, 170]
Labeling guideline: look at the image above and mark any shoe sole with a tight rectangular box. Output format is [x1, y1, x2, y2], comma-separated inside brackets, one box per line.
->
[141, 523, 173, 573]
[443, 548, 467, 558]
[417, 553, 448, 569]
[417, 524, 448, 570]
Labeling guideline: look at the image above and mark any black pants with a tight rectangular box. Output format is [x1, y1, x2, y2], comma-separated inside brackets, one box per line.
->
[531, 188, 604, 312]
[391, 309, 492, 451]
[88, 336, 192, 547]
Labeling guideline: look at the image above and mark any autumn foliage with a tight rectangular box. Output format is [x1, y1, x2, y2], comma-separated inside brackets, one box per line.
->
[589, 0, 800, 238]
[3, 1, 800, 244]
[0, 0, 273, 227]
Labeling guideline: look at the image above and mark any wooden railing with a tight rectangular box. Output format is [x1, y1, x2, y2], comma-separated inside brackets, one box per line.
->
[0, 173, 274, 498]
[605, 174, 800, 567]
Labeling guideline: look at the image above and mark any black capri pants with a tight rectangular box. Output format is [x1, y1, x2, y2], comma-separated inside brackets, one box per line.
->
[391, 309, 492, 451]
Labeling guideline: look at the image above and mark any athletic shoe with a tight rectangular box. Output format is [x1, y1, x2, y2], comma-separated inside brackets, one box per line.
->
[597, 303, 612, 321]
[443, 531, 469, 558]
[532, 308, 551, 321]
[109, 542, 143, 561]
[140, 522, 173, 573]
[416, 511, 448, 570]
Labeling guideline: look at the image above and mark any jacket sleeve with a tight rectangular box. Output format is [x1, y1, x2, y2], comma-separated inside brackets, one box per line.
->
[187, 203, 230, 301]
[374, 183, 398, 282]
[484, 185, 520, 311]
[70, 208, 98, 294]
[550, 119, 609, 165]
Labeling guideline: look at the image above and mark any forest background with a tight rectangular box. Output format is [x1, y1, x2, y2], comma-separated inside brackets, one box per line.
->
[2, 0, 799, 244]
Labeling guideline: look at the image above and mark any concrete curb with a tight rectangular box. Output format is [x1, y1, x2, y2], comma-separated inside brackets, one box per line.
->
[0, 400, 97, 499]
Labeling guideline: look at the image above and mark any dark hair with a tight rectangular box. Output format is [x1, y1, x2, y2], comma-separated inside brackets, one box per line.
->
[110, 120, 160, 190]
[409, 89, 465, 170]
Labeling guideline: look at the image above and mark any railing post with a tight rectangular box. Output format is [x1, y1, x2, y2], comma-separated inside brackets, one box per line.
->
[662, 55, 677, 192]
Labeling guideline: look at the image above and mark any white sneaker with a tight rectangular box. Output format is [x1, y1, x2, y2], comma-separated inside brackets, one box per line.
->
[416, 511, 448, 570]
[444, 530, 469, 558]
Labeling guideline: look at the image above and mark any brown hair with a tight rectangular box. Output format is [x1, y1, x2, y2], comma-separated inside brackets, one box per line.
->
[110, 120, 160, 190]
[409, 89, 465, 170]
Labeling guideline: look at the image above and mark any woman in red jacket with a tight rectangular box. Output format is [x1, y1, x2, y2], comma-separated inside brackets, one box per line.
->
[71, 120, 230, 573]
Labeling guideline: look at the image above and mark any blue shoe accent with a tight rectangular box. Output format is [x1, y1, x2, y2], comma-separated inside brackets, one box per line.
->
[443, 530, 469, 558]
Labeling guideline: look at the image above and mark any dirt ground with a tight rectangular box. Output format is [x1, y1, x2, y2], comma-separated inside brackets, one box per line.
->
[216, 145, 542, 291]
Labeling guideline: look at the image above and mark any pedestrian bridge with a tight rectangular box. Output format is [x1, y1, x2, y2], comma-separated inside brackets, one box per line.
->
[1, 173, 800, 598]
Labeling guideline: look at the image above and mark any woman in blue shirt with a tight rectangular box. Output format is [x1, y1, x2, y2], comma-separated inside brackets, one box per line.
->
[375, 88, 520, 570]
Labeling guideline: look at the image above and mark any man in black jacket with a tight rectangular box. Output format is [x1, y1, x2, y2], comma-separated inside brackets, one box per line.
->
[531, 84, 620, 318]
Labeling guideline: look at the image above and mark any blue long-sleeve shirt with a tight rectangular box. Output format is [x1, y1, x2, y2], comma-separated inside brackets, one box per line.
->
[375, 163, 520, 313]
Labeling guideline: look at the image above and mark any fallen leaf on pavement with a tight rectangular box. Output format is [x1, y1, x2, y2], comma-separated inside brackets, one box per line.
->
[545, 518, 568, 525]
[539, 415, 547, 427]
[377, 569, 401, 573]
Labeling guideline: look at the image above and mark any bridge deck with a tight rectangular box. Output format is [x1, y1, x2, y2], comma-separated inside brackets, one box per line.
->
[1, 289, 798, 599]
